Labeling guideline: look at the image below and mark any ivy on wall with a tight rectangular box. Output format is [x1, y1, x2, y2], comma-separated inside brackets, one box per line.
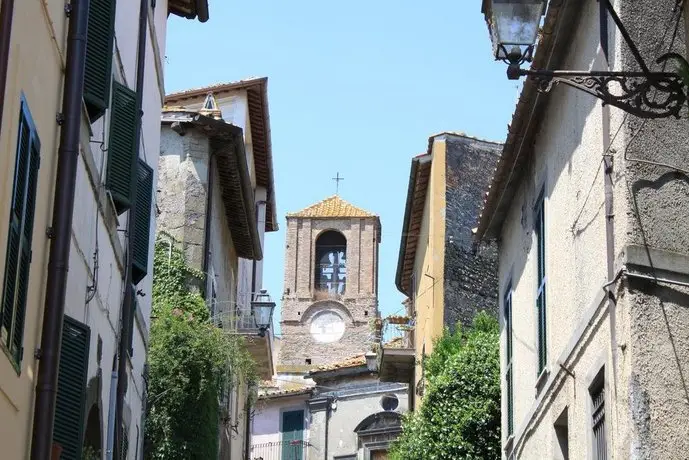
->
[389, 311, 501, 460]
[144, 236, 257, 459]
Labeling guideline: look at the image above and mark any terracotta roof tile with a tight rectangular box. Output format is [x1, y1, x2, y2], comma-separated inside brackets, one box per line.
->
[313, 354, 367, 372]
[287, 196, 377, 218]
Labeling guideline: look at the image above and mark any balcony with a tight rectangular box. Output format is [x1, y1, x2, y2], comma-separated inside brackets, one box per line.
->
[378, 317, 415, 384]
[212, 303, 274, 380]
[249, 440, 312, 460]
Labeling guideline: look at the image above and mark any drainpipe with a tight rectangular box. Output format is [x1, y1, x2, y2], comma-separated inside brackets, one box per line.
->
[114, 0, 147, 457]
[30, 0, 89, 457]
[599, 0, 619, 399]
[105, 361, 118, 459]
[0, 0, 16, 139]
[202, 152, 214, 299]
[324, 397, 332, 460]
[243, 384, 253, 460]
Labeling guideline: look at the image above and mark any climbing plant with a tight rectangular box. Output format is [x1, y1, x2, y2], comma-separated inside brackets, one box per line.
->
[389, 311, 501, 460]
[144, 236, 258, 460]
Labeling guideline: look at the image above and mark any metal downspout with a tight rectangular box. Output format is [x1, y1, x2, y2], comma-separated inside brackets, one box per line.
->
[202, 152, 214, 299]
[30, 0, 90, 457]
[0, 0, 16, 139]
[114, 0, 147, 457]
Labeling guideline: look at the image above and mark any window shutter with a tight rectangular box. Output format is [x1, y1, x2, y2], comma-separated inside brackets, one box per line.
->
[84, 0, 116, 121]
[1, 99, 40, 368]
[53, 316, 90, 460]
[107, 82, 138, 215]
[131, 160, 153, 285]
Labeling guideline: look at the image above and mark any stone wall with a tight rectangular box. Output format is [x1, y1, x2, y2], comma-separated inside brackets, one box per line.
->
[443, 135, 501, 329]
[157, 126, 210, 270]
[279, 213, 381, 366]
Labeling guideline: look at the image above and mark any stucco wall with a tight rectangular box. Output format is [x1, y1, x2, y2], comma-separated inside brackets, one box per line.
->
[0, 0, 167, 457]
[497, 0, 689, 458]
[0, 0, 66, 456]
[409, 139, 445, 408]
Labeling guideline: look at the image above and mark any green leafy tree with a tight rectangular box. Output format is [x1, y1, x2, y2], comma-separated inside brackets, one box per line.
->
[390, 311, 501, 460]
[145, 237, 257, 459]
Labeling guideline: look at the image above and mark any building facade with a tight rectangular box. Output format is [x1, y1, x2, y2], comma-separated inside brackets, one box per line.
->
[476, 0, 689, 458]
[0, 0, 206, 458]
[158, 85, 277, 459]
[379, 132, 501, 409]
[279, 196, 381, 368]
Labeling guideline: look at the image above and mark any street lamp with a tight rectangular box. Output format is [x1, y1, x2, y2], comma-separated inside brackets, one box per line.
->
[482, 0, 688, 119]
[251, 289, 276, 337]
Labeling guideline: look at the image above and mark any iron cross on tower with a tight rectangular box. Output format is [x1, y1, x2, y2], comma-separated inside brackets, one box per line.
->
[332, 172, 344, 195]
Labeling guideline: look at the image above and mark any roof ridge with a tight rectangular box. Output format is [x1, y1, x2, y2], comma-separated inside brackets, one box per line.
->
[286, 195, 377, 218]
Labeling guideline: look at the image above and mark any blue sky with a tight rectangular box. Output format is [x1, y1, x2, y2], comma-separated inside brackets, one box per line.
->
[164, 0, 520, 332]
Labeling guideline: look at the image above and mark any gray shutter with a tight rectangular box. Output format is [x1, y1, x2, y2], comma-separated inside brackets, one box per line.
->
[84, 0, 116, 121]
[53, 316, 90, 460]
[106, 82, 138, 215]
[131, 160, 153, 285]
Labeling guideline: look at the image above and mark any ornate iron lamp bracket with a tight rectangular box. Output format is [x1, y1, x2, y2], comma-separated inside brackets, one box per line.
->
[502, 0, 689, 119]
[514, 68, 686, 119]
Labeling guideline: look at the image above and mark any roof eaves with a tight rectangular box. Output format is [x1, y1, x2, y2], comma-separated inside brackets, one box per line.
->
[395, 154, 432, 296]
[475, 0, 580, 242]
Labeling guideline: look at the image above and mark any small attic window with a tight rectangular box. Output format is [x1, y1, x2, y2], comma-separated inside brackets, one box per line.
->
[202, 92, 219, 111]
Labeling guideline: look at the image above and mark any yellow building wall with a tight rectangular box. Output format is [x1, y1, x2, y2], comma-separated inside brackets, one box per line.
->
[410, 139, 446, 408]
[0, 0, 67, 457]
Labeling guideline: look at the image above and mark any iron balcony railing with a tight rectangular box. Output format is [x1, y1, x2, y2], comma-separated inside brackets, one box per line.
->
[381, 320, 414, 349]
[249, 440, 312, 460]
[210, 303, 260, 334]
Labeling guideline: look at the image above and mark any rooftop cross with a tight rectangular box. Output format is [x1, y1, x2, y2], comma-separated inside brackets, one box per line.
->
[332, 172, 344, 195]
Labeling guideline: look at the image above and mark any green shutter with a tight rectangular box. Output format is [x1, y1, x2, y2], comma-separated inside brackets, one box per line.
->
[282, 410, 305, 460]
[84, 0, 116, 121]
[107, 82, 138, 215]
[53, 316, 90, 460]
[1, 97, 39, 368]
[131, 160, 153, 285]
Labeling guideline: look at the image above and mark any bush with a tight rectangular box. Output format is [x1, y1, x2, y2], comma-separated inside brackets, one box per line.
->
[144, 237, 257, 459]
[389, 311, 501, 460]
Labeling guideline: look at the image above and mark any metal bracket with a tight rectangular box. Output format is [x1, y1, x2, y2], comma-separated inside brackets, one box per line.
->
[516, 68, 686, 119]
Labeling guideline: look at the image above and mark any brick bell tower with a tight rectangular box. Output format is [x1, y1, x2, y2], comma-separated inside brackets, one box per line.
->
[279, 195, 381, 367]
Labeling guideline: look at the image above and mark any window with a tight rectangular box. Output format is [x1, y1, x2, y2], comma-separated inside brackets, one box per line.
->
[84, 0, 116, 121]
[591, 373, 606, 460]
[504, 284, 514, 436]
[53, 316, 90, 459]
[106, 81, 138, 215]
[535, 189, 547, 374]
[315, 231, 346, 295]
[131, 159, 153, 284]
[554, 407, 569, 460]
[1, 96, 39, 369]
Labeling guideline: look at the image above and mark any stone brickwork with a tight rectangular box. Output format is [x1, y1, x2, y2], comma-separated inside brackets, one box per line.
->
[157, 127, 211, 271]
[279, 206, 381, 366]
[443, 135, 501, 329]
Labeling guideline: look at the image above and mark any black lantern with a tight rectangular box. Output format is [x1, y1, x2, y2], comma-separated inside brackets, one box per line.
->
[483, 0, 545, 62]
[482, 0, 688, 119]
[251, 289, 276, 337]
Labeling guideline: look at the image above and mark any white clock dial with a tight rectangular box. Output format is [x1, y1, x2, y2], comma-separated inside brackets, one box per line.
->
[310, 311, 346, 343]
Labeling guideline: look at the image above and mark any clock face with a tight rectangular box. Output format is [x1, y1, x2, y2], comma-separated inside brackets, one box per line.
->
[310, 311, 346, 343]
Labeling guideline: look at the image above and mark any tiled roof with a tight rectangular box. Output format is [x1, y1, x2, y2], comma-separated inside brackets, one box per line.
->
[258, 379, 313, 399]
[313, 354, 367, 372]
[164, 77, 278, 233]
[287, 196, 377, 218]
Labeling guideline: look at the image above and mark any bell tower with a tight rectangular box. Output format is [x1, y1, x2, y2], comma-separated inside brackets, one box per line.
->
[279, 195, 381, 367]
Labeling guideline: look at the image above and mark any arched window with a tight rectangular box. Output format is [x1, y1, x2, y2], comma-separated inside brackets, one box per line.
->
[315, 231, 346, 294]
